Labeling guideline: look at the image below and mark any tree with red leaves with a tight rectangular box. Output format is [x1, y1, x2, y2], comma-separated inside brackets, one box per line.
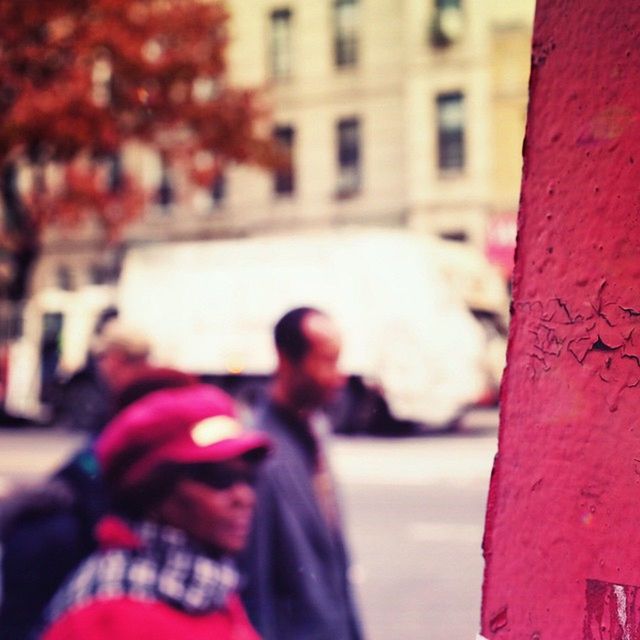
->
[0, 0, 275, 300]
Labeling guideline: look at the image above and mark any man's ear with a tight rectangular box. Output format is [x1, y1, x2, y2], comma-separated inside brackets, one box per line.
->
[276, 352, 294, 375]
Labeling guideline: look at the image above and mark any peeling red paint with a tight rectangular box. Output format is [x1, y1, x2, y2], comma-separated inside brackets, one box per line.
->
[516, 285, 640, 410]
[480, 0, 640, 637]
[489, 607, 509, 633]
[584, 579, 640, 640]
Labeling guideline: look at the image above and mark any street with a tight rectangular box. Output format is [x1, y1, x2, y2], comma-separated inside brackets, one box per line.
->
[0, 409, 498, 640]
[333, 411, 497, 640]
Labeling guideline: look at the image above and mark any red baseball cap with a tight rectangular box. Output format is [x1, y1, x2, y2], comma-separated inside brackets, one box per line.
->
[96, 384, 271, 491]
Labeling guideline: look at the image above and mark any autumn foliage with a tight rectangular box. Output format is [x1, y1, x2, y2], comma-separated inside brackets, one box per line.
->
[0, 0, 276, 293]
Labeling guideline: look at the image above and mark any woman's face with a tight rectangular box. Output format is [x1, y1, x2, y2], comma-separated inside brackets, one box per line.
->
[158, 458, 258, 554]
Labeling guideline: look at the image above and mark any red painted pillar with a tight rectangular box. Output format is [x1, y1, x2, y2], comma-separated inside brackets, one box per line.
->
[480, 1, 640, 638]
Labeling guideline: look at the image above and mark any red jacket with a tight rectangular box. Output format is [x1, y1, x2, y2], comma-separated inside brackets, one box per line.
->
[42, 594, 260, 640]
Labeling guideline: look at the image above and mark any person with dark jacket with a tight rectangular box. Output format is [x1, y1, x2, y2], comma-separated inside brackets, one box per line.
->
[53, 316, 153, 434]
[241, 307, 364, 640]
[0, 366, 198, 640]
[38, 384, 271, 640]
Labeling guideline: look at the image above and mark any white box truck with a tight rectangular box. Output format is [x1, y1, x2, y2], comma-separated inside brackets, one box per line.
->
[115, 228, 508, 432]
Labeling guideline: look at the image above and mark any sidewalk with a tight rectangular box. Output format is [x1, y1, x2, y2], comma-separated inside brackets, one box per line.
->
[0, 427, 87, 496]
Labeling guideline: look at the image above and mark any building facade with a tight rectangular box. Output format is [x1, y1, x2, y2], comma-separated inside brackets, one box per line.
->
[220, 0, 535, 244]
[9, 0, 535, 416]
[34, 0, 535, 292]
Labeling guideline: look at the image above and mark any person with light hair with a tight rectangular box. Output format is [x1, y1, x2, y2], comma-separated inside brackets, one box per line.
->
[52, 314, 152, 434]
[92, 317, 152, 395]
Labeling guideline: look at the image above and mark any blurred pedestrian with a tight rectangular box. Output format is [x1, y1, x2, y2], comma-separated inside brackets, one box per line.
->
[92, 318, 151, 394]
[52, 315, 151, 434]
[241, 307, 364, 640]
[0, 366, 198, 640]
[38, 384, 271, 640]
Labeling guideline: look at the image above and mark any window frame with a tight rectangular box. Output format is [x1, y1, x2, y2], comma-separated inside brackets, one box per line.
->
[269, 7, 293, 80]
[211, 172, 226, 208]
[273, 124, 296, 196]
[334, 0, 359, 69]
[436, 91, 465, 174]
[336, 116, 361, 198]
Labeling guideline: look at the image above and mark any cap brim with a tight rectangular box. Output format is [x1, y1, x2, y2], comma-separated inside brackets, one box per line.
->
[172, 432, 273, 466]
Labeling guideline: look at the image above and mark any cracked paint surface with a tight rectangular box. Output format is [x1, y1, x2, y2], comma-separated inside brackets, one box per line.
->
[521, 282, 640, 410]
[480, 0, 640, 638]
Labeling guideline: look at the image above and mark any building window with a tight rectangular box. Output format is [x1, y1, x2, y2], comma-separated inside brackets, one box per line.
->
[107, 153, 123, 192]
[436, 92, 465, 172]
[334, 0, 358, 68]
[156, 158, 173, 209]
[91, 54, 112, 106]
[90, 263, 109, 285]
[40, 311, 63, 402]
[0, 305, 23, 340]
[336, 117, 361, 197]
[431, 0, 463, 46]
[56, 265, 74, 291]
[211, 172, 226, 206]
[270, 8, 292, 79]
[273, 125, 295, 196]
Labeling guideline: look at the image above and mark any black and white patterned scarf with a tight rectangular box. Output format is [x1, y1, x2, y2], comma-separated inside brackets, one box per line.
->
[43, 518, 240, 628]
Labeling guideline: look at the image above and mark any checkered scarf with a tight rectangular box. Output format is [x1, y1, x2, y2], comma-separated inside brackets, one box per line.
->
[43, 518, 240, 628]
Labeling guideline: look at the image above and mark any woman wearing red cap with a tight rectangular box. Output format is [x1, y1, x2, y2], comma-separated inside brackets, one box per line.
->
[37, 384, 271, 640]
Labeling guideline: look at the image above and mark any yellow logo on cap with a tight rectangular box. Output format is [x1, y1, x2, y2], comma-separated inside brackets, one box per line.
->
[191, 416, 242, 447]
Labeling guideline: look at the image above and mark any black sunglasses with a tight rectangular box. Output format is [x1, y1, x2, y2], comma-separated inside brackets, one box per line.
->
[183, 463, 259, 490]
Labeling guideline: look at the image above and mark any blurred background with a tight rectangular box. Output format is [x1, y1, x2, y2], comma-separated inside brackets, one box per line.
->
[0, 0, 536, 637]
[0, 0, 535, 430]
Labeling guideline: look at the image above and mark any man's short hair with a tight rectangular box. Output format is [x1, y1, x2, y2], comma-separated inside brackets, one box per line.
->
[274, 307, 324, 363]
